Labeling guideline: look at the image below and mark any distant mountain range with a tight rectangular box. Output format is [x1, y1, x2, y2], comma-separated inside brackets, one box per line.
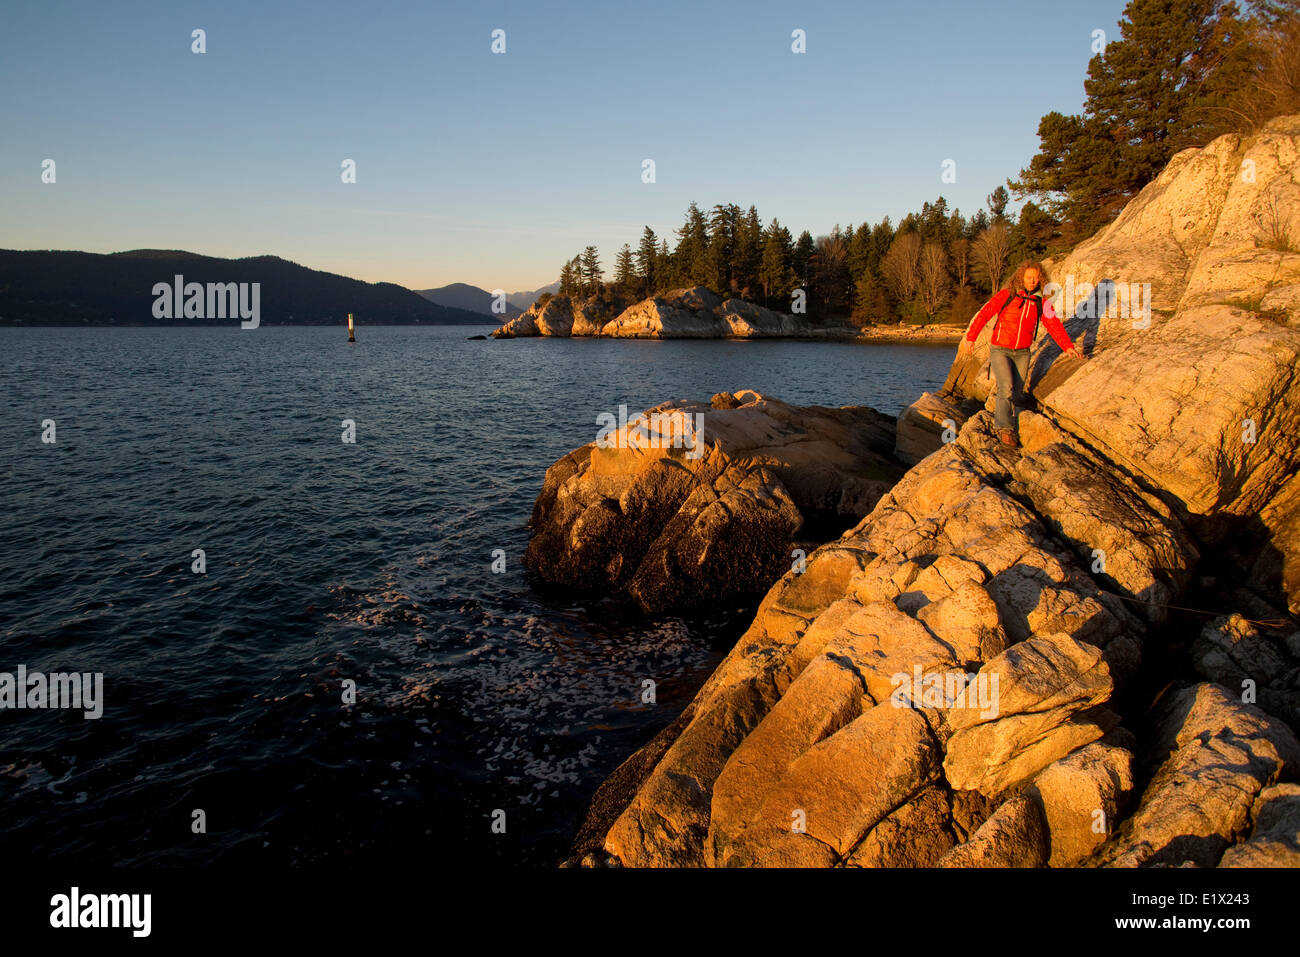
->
[0, 249, 498, 326]
[415, 280, 562, 316]
[415, 282, 524, 318]
[506, 281, 560, 311]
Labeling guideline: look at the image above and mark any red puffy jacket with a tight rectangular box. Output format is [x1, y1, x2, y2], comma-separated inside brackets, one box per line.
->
[965, 288, 1075, 351]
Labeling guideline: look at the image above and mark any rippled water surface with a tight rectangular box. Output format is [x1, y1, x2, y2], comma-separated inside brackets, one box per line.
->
[0, 325, 953, 866]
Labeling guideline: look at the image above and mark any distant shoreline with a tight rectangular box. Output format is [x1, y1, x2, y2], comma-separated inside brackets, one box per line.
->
[0, 320, 503, 328]
[855, 325, 966, 344]
[1, 322, 963, 343]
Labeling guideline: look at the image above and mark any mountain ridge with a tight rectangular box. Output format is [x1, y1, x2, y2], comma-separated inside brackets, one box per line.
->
[0, 249, 494, 326]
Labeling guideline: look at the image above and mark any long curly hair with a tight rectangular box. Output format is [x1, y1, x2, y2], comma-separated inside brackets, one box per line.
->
[1007, 259, 1049, 295]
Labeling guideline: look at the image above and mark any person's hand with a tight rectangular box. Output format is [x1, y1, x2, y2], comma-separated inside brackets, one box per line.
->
[1066, 346, 1086, 361]
[958, 339, 973, 358]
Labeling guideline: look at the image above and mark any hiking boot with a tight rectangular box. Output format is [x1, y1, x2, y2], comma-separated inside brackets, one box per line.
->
[998, 429, 1020, 448]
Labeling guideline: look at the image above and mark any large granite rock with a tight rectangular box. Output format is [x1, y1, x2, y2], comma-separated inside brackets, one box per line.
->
[493, 293, 620, 337]
[894, 391, 979, 465]
[941, 633, 1116, 798]
[1026, 739, 1136, 867]
[1219, 783, 1300, 867]
[525, 390, 903, 613]
[937, 794, 1050, 868]
[1191, 614, 1300, 728]
[1093, 683, 1300, 867]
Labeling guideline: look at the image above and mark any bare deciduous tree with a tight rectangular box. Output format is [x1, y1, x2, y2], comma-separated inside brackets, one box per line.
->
[971, 223, 1011, 293]
[881, 231, 922, 302]
[950, 237, 970, 288]
[1214, 12, 1300, 133]
[919, 242, 952, 317]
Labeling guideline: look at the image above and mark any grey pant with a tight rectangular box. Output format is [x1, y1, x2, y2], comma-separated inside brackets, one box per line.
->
[989, 345, 1031, 432]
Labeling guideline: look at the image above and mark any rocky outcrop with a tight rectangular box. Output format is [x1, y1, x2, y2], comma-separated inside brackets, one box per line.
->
[579, 402, 1298, 868]
[494, 286, 855, 339]
[903, 116, 1300, 617]
[936, 794, 1049, 867]
[1191, 614, 1300, 730]
[561, 115, 1300, 869]
[525, 390, 903, 613]
[590, 410, 1172, 867]
[1219, 783, 1300, 866]
[492, 292, 622, 337]
[894, 391, 979, 466]
[1092, 684, 1300, 867]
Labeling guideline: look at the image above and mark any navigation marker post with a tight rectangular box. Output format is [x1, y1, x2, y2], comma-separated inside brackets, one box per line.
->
[347, 312, 356, 342]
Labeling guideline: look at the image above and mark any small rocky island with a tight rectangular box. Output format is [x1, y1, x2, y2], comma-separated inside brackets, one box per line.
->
[530, 114, 1300, 868]
[493, 285, 850, 339]
[492, 284, 964, 342]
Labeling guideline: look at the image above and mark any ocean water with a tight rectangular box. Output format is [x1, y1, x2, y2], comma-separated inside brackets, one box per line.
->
[0, 324, 954, 867]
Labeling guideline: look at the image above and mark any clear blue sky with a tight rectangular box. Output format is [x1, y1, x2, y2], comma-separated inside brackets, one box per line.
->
[0, 0, 1127, 292]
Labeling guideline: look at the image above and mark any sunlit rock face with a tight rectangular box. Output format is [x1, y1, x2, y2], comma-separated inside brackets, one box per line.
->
[525, 390, 902, 614]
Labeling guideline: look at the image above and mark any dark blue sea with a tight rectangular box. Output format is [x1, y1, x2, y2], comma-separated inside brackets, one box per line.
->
[0, 325, 953, 867]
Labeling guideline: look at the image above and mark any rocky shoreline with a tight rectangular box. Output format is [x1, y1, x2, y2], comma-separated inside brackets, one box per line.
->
[538, 114, 1300, 868]
[492, 283, 967, 343]
[855, 325, 967, 344]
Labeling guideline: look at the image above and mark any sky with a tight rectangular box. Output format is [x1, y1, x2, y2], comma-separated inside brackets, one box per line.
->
[0, 0, 1129, 292]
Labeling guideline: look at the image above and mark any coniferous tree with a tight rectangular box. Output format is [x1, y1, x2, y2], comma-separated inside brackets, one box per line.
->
[636, 226, 658, 297]
[1011, 0, 1255, 239]
[792, 231, 815, 290]
[852, 272, 891, 327]
[614, 244, 635, 296]
[759, 219, 795, 306]
[919, 198, 951, 244]
[580, 246, 602, 295]
[704, 203, 741, 293]
[1012, 202, 1060, 261]
[868, 218, 895, 275]
[563, 255, 583, 296]
[673, 202, 710, 287]
[734, 206, 764, 297]
[987, 186, 1010, 224]
[848, 223, 874, 280]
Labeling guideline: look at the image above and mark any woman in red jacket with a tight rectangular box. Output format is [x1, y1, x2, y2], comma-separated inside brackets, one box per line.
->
[957, 260, 1085, 448]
